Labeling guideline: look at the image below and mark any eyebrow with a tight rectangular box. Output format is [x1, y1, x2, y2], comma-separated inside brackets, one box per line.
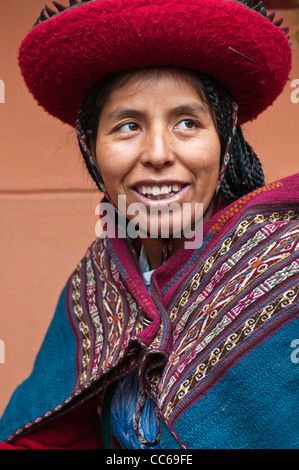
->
[106, 108, 143, 123]
[170, 104, 209, 116]
[105, 103, 209, 123]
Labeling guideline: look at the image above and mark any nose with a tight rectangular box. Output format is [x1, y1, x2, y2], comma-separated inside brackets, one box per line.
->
[140, 128, 175, 169]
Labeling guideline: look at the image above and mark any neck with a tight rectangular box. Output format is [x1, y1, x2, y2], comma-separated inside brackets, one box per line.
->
[140, 201, 216, 270]
[140, 237, 183, 270]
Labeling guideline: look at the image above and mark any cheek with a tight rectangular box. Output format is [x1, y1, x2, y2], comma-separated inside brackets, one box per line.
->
[95, 142, 125, 187]
[188, 135, 221, 179]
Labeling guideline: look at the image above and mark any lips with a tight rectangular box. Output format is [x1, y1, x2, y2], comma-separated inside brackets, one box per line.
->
[135, 183, 184, 200]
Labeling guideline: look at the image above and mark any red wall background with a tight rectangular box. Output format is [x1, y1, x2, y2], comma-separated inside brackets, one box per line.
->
[0, 1, 298, 416]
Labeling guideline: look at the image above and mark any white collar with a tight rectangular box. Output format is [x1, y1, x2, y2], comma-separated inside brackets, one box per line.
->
[138, 245, 155, 286]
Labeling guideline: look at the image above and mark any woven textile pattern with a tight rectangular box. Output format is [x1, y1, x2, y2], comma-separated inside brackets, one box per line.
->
[67, 239, 142, 391]
[1, 174, 298, 447]
[66, 198, 299, 431]
[153, 208, 299, 424]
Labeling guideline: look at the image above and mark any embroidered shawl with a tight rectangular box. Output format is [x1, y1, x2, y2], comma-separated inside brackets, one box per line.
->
[1, 173, 299, 448]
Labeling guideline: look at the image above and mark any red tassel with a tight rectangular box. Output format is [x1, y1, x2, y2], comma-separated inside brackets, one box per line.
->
[273, 18, 284, 27]
[267, 11, 276, 22]
[45, 5, 56, 17]
[52, 1, 67, 12]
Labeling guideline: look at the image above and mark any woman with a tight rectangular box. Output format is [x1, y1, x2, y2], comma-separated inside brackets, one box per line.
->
[0, 0, 298, 449]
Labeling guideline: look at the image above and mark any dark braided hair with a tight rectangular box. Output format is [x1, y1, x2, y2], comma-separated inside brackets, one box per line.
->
[222, 122, 265, 202]
[198, 74, 265, 204]
[78, 67, 265, 205]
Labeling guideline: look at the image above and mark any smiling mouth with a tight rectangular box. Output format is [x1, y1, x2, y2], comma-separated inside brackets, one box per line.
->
[135, 183, 185, 200]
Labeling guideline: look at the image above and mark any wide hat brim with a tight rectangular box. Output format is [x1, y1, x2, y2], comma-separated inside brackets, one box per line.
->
[18, 0, 292, 126]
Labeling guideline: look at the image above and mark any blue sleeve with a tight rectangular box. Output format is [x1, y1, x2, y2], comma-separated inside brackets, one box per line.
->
[0, 285, 77, 441]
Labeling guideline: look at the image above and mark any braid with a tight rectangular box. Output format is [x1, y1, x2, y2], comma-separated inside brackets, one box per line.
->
[198, 74, 265, 205]
[199, 75, 233, 158]
[77, 109, 103, 191]
[221, 123, 265, 202]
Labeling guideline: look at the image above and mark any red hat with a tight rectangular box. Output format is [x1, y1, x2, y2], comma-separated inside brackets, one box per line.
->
[18, 0, 292, 126]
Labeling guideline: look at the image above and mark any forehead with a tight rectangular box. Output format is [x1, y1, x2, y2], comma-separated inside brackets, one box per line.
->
[100, 68, 210, 114]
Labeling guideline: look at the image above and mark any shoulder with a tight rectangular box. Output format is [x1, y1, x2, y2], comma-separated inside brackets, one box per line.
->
[209, 173, 299, 237]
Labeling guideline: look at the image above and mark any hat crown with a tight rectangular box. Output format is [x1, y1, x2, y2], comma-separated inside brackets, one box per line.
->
[33, 0, 90, 26]
[20, 0, 292, 126]
[33, 0, 290, 41]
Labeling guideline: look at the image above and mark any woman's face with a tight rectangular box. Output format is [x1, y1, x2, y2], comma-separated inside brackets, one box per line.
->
[94, 70, 221, 239]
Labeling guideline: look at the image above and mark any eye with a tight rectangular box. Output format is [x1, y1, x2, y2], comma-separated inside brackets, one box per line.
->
[118, 122, 141, 132]
[175, 119, 198, 130]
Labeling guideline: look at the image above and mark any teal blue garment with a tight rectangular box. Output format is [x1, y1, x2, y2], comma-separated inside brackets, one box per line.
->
[1, 175, 299, 449]
[110, 370, 161, 449]
[109, 247, 161, 449]
[161, 317, 299, 449]
[0, 286, 77, 441]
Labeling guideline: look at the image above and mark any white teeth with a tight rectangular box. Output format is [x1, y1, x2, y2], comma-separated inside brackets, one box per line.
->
[160, 185, 169, 195]
[136, 183, 183, 198]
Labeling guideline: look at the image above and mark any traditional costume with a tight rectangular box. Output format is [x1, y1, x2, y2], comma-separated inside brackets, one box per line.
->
[0, 0, 298, 449]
